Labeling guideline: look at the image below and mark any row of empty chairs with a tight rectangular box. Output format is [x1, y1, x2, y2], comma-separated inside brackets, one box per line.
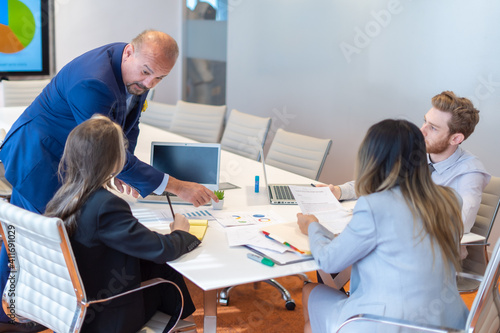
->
[1, 80, 333, 180]
[141, 100, 333, 180]
[0, 79, 50, 107]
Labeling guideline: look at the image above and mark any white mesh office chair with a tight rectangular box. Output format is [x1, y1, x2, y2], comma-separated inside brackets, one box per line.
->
[140, 101, 177, 131]
[1, 79, 50, 107]
[336, 238, 500, 332]
[459, 176, 500, 293]
[220, 109, 272, 161]
[169, 100, 226, 143]
[0, 200, 195, 333]
[266, 128, 332, 180]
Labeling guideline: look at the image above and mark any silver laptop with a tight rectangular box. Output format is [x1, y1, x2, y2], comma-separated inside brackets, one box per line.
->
[139, 142, 221, 204]
[260, 148, 309, 205]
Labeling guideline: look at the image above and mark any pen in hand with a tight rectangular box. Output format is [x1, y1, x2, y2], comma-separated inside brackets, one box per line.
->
[165, 193, 175, 218]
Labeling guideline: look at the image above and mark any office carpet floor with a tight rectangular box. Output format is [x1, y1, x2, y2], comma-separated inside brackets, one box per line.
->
[186, 273, 478, 333]
[38, 271, 477, 333]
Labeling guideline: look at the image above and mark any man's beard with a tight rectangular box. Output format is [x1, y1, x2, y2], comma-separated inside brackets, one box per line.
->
[126, 82, 148, 95]
[426, 135, 450, 154]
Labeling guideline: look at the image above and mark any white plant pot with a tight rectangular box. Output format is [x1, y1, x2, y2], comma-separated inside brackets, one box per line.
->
[212, 199, 224, 210]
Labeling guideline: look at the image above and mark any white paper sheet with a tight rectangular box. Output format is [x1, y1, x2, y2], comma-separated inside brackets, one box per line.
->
[289, 185, 353, 234]
[225, 225, 289, 253]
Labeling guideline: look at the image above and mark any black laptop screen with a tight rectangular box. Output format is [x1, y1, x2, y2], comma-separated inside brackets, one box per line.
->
[151, 143, 220, 185]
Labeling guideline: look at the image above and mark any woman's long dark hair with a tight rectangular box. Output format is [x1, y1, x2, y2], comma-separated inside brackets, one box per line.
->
[45, 115, 127, 235]
[355, 119, 463, 271]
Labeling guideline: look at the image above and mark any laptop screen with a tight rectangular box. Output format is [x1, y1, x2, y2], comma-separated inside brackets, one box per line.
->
[151, 142, 221, 191]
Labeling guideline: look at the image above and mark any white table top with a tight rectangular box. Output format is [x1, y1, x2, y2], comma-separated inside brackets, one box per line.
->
[131, 123, 320, 291]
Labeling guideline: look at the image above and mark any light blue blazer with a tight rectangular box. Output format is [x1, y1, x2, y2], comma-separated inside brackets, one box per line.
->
[308, 187, 468, 332]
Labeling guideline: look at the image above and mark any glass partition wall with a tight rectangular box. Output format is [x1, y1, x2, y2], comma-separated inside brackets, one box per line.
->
[183, 0, 227, 106]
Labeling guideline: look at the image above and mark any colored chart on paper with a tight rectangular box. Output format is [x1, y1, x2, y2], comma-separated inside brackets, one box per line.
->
[0, 0, 36, 54]
[211, 210, 284, 228]
[183, 209, 213, 219]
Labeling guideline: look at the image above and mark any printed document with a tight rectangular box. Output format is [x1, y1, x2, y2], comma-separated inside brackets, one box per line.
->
[288, 185, 353, 234]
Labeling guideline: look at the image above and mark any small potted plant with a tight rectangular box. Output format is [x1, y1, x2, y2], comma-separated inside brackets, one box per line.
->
[212, 190, 225, 210]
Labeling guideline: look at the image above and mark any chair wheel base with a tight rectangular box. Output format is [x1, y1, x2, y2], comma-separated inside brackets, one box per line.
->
[285, 300, 296, 311]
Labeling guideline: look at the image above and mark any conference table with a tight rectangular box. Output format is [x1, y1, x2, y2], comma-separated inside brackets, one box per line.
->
[131, 123, 322, 332]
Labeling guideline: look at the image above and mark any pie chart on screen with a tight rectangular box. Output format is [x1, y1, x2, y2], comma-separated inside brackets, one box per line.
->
[0, 0, 36, 54]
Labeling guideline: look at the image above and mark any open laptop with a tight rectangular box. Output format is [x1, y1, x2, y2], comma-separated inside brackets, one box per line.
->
[260, 147, 310, 205]
[138, 142, 221, 204]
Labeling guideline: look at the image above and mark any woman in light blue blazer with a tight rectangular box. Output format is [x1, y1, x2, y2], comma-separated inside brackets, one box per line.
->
[298, 119, 468, 333]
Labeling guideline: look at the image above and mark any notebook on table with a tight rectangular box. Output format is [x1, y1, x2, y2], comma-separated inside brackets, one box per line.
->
[138, 142, 221, 204]
[188, 219, 208, 240]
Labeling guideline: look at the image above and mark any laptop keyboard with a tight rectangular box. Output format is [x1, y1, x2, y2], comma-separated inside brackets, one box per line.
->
[141, 193, 168, 202]
[274, 185, 295, 200]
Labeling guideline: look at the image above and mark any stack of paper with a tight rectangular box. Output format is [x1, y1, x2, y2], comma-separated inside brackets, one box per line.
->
[254, 186, 354, 256]
[132, 207, 209, 240]
[224, 221, 313, 265]
[261, 223, 311, 255]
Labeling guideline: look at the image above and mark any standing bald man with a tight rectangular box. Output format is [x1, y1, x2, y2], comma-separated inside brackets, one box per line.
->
[0, 30, 216, 330]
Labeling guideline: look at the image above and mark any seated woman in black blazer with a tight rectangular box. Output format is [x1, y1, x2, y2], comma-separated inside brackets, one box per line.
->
[45, 115, 200, 333]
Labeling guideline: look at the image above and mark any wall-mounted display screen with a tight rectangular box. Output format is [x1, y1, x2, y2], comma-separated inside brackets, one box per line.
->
[0, 0, 50, 77]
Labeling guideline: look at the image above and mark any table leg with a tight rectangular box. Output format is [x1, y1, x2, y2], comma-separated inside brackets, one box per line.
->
[203, 289, 217, 333]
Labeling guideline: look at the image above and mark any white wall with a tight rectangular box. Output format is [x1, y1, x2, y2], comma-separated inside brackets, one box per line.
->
[227, 0, 500, 184]
[54, 0, 182, 104]
[226, 0, 500, 250]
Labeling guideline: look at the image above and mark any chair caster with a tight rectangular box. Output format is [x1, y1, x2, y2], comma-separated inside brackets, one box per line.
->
[219, 297, 229, 306]
[219, 286, 233, 306]
[285, 300, 296, 311]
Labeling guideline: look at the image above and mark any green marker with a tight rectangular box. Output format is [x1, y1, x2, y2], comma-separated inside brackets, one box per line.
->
[247, 253, 274, 267]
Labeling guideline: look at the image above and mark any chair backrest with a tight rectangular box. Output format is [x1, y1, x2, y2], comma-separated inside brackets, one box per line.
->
[0, 162, 12, 200]
[471, 176, 500, 241]
[466, 238, 500, 332]
[0, 200, 87, 333]
[220, 109, 272, 161]
[169, 100, 227, 143]
[0, 129, 12, 199]
[1, 79, 50, 107]
[140, 101, 177, 131]
[0, 128, 5, 144]
[265, 128, 332, 180]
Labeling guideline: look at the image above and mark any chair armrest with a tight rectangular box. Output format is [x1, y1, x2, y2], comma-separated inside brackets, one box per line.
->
[336, 314, 463, 333]
[318, 267, 351, 289]
[84, 278, 178, 306]
[463, 241, 490, 247]
[83, 278, 184, 331]
[457, 271, 483, 282]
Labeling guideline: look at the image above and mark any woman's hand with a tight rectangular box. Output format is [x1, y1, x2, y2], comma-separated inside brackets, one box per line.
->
[316, 183, 341, 200]
[170, 213, 190, 232]
[297, 213, 319, 235]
